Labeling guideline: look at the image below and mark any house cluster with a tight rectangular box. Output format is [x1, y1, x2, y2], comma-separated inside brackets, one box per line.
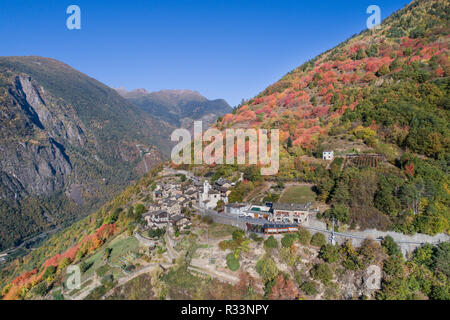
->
[143, 180, 198, 230]
[225, 201, 318, 225]
[142, 172, 234, 229]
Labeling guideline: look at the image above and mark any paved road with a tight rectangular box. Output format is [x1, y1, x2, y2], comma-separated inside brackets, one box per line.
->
[188, 265, 240, 285]
[193, 204, 450, 256]
[193, 204, 267, 228]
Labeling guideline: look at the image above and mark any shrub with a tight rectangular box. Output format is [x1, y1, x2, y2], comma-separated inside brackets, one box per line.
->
[42, 266, 56, 279]
[381, 236, 401, 257]
[311, 233, 326, 247]
[52, 290, 64, 300]
[256, 257, 279, 283]
[376, 64, 390, 77]
[301, 281, 318, 296]
[433, 242, 450, 277]
[311, 263, 333, 285]
[226, 253, 240, 271]
[232, 230, 245, 241]
[297, 228, 311, 245]
[33, 282, 48, 297]
[281, 234, 297, 248]
[80, 261, 93, 273]
[319, 244, 341, 263]
[249, 233, 264, 242]
[264, 236, 279, 249]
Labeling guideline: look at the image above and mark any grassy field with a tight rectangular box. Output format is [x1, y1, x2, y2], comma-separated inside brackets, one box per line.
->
[106, 273, 155, 300]
[208, 223, 239, 239]
[279, 185, 316, 204]
[77, 233, 141, 281]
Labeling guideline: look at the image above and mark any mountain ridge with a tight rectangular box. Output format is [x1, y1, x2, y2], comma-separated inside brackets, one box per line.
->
[117, 87, 232, 131]
[213, 0, 449, 235]
[0, 56, 170, 250]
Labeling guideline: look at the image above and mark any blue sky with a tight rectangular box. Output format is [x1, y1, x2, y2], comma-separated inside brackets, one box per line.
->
[0, 0, 409, 106]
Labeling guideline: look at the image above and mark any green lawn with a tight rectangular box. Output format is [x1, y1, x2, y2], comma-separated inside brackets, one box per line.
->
[76, 233, 140, 281]
[279, 185, 317, 204]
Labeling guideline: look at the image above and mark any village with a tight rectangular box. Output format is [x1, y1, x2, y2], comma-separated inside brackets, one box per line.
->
[140, 167, 321, 237]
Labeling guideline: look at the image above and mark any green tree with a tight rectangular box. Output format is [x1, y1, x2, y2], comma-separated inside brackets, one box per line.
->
[297, 227, 311, 245]
[287, 136, 293, 148]
[264, 236, 279, 249]
[311, 263, 333, 285]
[413, 244, 434, 268]
[382, 236, 401, 257]
[311, 233, 326, 247]
[256, 257, 279, 283]
[80, 261, 93, 273]
[319, 244, 341, 263]
[300, 281, 318, 296]
[323, 204, 349, 224]
[433, 242, 450, 277]
[226, 253, 240, 271]
[281, 234, 297, 248]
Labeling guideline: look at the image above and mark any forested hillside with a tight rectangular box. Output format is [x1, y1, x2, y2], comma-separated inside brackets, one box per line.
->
[214, 0, 449, 235]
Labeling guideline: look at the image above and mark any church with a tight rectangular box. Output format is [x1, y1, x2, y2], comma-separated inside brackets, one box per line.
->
[198, 180, 228, 210]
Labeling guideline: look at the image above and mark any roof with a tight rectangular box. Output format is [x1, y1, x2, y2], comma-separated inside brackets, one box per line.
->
[215, 178, 232, 186]
[272, 202, 311, 211]
[171, 215, 188, 222]
[143, 210, 168, 218]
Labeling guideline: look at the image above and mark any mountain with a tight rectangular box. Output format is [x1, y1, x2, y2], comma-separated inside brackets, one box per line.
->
[0, 56, 171, 251]
[117, 88, 232, 131]
[0, 0, 449, 302]
[215, 0, 449, 235]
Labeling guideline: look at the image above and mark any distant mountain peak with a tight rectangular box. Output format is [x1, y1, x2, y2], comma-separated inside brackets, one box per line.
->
[118, 87, 231, 131]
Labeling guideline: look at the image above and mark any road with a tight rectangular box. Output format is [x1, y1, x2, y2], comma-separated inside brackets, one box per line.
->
[193, 204, 267, 227]
[193, 204, 450, 256]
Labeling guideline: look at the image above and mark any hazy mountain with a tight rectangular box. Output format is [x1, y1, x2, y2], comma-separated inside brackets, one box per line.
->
[0, 56, 171, 250]
[117, 88, 232, 131]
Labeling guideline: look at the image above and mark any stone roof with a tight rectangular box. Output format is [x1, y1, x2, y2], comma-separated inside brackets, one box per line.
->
[143, 210, 168, 218]
[225, 202, 248, 208]
[170, 214, 187, 222]
[215, 178, 232, 186]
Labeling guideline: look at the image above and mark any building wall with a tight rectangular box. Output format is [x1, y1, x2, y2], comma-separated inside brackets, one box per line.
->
[272, 210, 309, 224]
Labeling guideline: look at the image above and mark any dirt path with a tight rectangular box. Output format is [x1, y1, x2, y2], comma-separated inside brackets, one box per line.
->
[188, 265, 240, 285]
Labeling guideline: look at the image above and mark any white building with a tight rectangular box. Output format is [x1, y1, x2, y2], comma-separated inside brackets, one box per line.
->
[322, 150, 334, 161]
[199, 180, 228, 210]
[225, 203, 250, 215]
[271, 203, 313, 224]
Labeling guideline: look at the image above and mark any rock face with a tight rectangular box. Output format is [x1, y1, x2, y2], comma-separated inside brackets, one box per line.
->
[0, 56, 170, 250]
[0, 139, 72, 198]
